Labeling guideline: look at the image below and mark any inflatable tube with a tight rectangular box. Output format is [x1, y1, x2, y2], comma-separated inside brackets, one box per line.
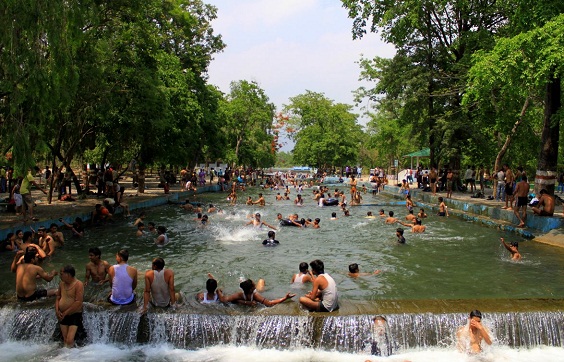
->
[280, 219, 300, 227]
[324, 198, 339, 206]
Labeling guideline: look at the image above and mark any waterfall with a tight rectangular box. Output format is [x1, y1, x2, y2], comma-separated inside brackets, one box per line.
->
[1, 305, 563, 352]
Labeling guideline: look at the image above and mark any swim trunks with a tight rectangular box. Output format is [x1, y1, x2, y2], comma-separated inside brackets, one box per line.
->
[438, 212, 446, 217]
[517, 197, 528, 207]
[505, 183, 514, 196]
[539, 210, 554, 216]
[17, 288, 48, 302]
[60, 312, 83, 326]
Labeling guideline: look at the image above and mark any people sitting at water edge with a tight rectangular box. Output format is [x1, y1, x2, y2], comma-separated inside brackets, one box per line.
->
[299, 259, 339, 312]
[197, 273, 222, 304]
[85, 247, 110, 286]
[141, 257, 178, 313]
[291, 262, 312, 284]
[456, 310, 492, 354]
[532, 189, 555, 216]
[108, 249, 138, 305]
[220, 278, 295, 307]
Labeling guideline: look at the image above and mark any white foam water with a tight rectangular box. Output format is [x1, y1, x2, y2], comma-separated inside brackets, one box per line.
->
[2, 343, 564, 362]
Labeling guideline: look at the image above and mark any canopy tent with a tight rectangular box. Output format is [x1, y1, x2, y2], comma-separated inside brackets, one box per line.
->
[403, 148, 430, 170]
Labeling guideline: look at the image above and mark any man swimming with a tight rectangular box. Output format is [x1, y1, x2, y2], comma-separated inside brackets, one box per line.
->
[500, 237, 521, 261]
[246, 213, 277, 230]
[456, 310, 492, 354]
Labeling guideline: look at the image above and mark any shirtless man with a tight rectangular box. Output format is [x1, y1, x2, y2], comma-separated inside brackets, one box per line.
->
[513, 175, 529, 227]
[385, 211, 398, 224]
[399, 218, 426, 233]
[49, 223, 65, 247]
[11, 248, 58, 301]
[299, 259, 339, 312]
[405, 210, 416, 221]
[37, 226, 56, 257]
[503, 164, 515, 209]
[253, 193, 266, 206]
[245, 213, 277, 230]
[136, 222, 145, 236]
[500, 237, 521, 261]
[141, 257, 177, 313]
[532, 189, 555, 216]
[438, 197, 449, 217]
[456, 310, 492, 354]
[108, 249, 138, 305]
[245, 196, 253, 205]
[378, 209, 386, 217]
[55, 265, 84, 347]
[85, 247, 110, 286]
[417, 208, 428, 218]
[347, 263, 381, 278]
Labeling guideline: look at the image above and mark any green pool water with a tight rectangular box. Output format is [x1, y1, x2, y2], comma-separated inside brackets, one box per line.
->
[2, 187, 563, 310]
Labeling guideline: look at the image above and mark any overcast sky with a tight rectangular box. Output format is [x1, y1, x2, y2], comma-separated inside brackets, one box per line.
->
[204, 0, 396, 150]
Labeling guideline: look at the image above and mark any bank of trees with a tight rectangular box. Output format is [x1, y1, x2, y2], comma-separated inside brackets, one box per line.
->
[342, 0, 564, 184]
[0, 1, 279, 187]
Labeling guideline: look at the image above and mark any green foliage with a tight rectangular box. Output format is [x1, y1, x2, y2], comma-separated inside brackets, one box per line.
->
[284, 92, 364, 168]
[223, 80, 276, 168]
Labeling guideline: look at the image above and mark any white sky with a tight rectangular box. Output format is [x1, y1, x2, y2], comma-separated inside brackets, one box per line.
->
[204, 0, 396, 150]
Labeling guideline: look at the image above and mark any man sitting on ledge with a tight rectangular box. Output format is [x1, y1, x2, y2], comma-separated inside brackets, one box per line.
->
[532, 189, 555, 216]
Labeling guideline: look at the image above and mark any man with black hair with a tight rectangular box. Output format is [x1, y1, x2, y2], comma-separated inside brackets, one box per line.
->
[85, 247, 110, 286]
[56, 265, 84, 347]
[141, 257, 177, 313]
[457, 310, 492, 353]
[299, 259, 339, 312]
[108, 249, 138, 305]
[262, 230, 280, 246]
[11, 248, 57, 301]
[500, 238, 521, 261]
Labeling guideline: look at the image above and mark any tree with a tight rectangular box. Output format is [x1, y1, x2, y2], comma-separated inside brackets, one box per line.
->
[341, 0, 507, 169]
[223, 80, 276, 168]
[283, 91, 364, 170]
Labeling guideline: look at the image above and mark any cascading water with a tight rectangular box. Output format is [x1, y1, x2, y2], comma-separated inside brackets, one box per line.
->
[1, 305, 562, 353]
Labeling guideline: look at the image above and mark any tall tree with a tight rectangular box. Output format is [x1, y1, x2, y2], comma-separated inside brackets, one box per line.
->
[283, 91, 363, 170]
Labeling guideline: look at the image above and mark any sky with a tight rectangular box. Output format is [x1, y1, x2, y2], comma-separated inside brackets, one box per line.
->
[204, 0, 396, 150]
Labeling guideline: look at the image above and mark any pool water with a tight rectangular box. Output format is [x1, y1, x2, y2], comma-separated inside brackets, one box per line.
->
[2, 186, 563, 305]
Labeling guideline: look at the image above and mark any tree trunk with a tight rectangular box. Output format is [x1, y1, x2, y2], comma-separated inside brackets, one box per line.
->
[492, 97, 531, 197]
[534, 74, 561, 195]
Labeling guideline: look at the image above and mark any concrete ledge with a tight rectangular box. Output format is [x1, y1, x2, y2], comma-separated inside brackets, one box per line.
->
[0, 184, 223, 241]
[380, 185, 564, 238]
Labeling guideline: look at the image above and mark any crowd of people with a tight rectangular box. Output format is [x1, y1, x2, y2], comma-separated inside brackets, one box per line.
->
[0, 166, 538, 355]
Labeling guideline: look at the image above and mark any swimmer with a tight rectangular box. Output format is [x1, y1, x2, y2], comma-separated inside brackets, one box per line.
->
[155, 226, 169, 246]
[385, 211, 398, 224]
[438, 197, 449, 216]
[365, 211, 376, 219]
[347, 263, 381, 278]
[200, 214, 209, 226]
[245, 196, 253, 205]
[291, 262, 313, 284]
[405, 209, 416, 221]
[207, 204, 216, 213]
[221, 278, 295, 307]
[417, 208, 428, 218]
[147, 222, 157, 234]
[246, 213, 277, 230]
[136, 222, 145, 236]
[500, 237, 521, 260]
[253, 193, 266, 206]
[312, 218, 321, 228]
[262, 230, 280, 246]
[378, 209, 386, 217]
[330, 212, 338, 220]
[396, 228, 406, 244]
[399, 218, 426, 233]
[133, 212, 146, 226]
[294, 194, 303, 205]
[456, 310, 492, 354]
